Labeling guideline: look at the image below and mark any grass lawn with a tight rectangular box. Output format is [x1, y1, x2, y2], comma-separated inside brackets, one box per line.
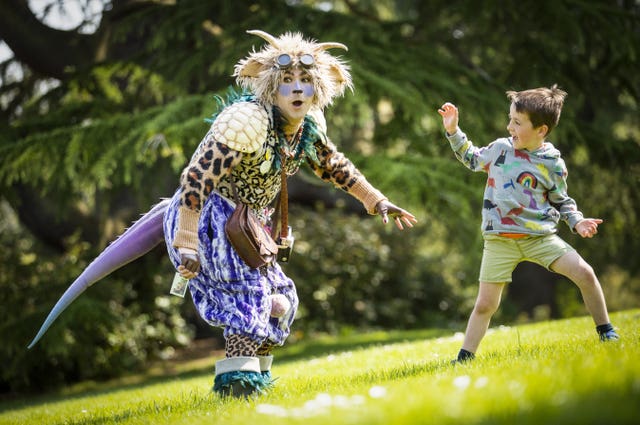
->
[1, 309, 638, 425]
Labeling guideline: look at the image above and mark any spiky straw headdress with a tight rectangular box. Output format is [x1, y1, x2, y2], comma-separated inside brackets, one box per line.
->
[234, 30, 353, 109]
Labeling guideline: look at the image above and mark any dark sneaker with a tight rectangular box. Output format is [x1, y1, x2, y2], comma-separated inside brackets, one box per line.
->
[599, 329, 620, 341]
[450, 357, 475, 365]
[450, 348, 475, 364]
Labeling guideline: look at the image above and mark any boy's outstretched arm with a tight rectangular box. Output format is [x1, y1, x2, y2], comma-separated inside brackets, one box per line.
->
[438, 102, 459, 135]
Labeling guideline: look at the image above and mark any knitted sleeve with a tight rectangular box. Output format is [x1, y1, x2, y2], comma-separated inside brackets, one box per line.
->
[173, 101, 268, 250]
[172, 137, 242, 250]
[307, 137, 387, 214]
[446, 128, 498, 173]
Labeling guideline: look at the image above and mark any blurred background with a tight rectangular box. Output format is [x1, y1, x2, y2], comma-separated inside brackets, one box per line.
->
[0, 0, 638, 394]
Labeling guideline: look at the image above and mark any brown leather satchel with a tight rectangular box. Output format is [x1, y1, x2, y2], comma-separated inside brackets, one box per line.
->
[224, 170, 282, 269]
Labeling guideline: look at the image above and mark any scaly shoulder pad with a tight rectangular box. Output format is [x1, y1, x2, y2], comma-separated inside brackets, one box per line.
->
[212, 101, 269, 153]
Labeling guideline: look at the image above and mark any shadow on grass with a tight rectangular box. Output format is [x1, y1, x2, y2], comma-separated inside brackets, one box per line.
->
[276, 328, 452, 364]
[0, 327, 453, 413]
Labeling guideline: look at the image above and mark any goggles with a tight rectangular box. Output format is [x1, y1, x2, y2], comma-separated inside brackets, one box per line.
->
[275, 53, 315, 69]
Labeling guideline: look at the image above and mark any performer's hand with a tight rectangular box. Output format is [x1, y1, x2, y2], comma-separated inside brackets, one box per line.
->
[376, 200, 418, 230]
[178, 247, 200, 278]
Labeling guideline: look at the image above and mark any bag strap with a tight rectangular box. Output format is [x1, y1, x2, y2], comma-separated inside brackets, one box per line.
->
[279, 157, 289, 239]
[229, 171, 241, 203]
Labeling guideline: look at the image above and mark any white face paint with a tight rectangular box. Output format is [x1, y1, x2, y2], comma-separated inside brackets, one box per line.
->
[275, 68, 315, 129]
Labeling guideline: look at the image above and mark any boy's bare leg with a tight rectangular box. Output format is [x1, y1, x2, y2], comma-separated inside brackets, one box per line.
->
[550, 251, 610, 325]
[461, 282, 506, 353]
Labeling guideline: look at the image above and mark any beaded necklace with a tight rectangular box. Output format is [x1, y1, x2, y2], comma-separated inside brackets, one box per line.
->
[272, 107, 320, 172]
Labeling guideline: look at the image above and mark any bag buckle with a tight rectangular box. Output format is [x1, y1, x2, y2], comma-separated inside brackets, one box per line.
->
[277, 226, 295, 263]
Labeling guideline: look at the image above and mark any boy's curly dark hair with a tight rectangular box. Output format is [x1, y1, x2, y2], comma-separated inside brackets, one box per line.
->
[506, 84, 567, 136]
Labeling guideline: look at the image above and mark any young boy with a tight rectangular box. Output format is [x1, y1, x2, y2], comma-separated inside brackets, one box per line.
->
[437, 85, 619, 363]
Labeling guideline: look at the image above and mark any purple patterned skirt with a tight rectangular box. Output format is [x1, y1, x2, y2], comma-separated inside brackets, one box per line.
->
[163, 190, 298, 345]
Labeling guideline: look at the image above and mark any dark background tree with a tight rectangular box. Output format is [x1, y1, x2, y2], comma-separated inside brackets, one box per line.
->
[1, 0, 638, 393]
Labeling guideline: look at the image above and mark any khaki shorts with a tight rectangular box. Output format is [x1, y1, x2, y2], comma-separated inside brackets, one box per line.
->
[479, 234, 575, 283]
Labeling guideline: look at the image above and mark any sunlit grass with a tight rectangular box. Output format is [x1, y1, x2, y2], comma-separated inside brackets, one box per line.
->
[1, 310, 638, 425]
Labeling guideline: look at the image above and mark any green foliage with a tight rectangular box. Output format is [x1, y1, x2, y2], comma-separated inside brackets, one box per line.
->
[0, 0, 639, 393]
[284, 202, 473, 334]
[0, 201, 193, 393]
[0, 310, 638, 425]
[1, 93, 210, 194]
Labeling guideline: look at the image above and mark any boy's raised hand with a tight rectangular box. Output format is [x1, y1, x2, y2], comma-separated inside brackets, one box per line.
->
[438, 102, 459, 135]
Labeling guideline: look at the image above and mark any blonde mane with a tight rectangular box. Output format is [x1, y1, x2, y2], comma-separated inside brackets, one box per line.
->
[233, 30, 353, 109]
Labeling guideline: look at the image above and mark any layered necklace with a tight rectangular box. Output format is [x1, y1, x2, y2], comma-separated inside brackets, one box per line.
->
[271, 107, 320, 172]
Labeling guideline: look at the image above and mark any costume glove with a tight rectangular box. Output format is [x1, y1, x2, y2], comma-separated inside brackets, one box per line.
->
[178, 247, 201, 274]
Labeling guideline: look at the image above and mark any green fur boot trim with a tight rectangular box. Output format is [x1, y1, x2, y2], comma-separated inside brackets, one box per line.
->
[213, 370, 272, 398]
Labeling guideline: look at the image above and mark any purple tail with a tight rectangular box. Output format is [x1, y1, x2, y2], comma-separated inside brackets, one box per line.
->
[27, 199, 170, 349]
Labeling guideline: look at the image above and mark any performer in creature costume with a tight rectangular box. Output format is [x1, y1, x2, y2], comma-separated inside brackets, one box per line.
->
[28, 29, 417, 398]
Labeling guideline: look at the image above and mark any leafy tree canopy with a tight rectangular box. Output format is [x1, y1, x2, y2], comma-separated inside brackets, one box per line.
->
[0, 0, 639, 392]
